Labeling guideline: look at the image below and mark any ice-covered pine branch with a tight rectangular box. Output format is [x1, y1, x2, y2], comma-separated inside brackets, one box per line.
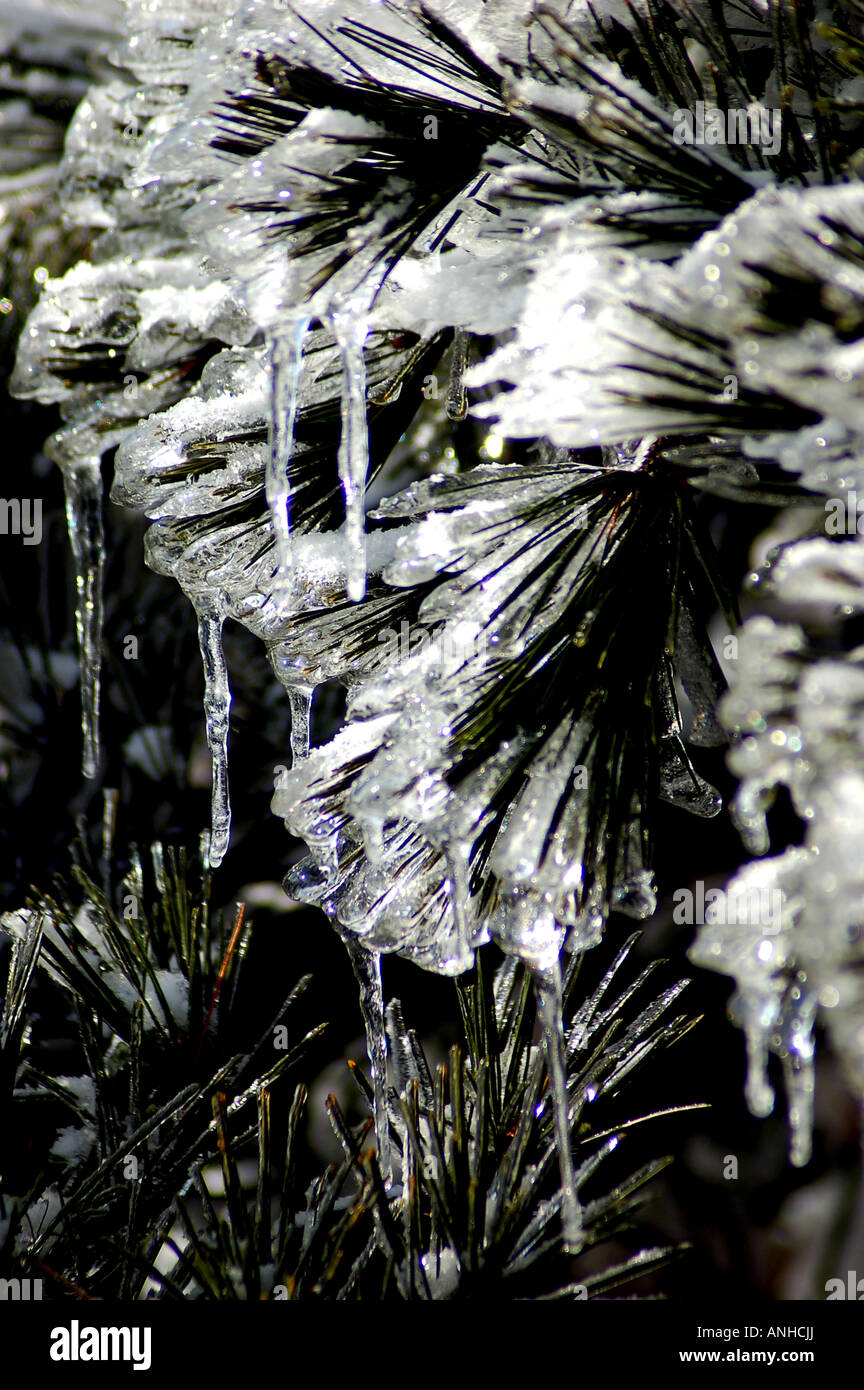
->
[8, 0, 864, 1223]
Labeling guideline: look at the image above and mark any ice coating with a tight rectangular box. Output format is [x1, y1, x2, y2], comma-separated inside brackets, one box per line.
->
[677, 184, 864, 434]
[464, 240, 786, 449]
[265, 455, 724, 981]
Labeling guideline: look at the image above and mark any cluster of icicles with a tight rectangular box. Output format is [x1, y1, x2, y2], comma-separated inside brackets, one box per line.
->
[14, 0, 864, 1224]
[21, 324, 585, 1239]
[9, 0, 599, 1243]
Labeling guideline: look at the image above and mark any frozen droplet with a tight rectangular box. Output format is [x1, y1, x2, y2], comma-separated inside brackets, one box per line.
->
[659, 738, 722, 817]
[613, 869, 657, 920]
[731, 783, 773, 857]
[419, 1247, 460, 1299]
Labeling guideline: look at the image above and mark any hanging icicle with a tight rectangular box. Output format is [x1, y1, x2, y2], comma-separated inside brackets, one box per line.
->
[266, 314, 311, 601]
[345, 937, 392, 1188]
[331, 308, 370, 603]
[194, 596, 232, 869]
[59, 452, 105, 779]
[445, 329, 471, 421]
[532, 959, 583, 1254]
[444, 844, 475, 977]
[288, 684, 314, 765]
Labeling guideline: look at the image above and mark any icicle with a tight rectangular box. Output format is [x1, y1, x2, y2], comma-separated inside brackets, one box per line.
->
[445, 329, 470, 421]
[533, 960, 583, 1253]
[288, 684, 313, 765]
[782, 985, 817, 1167]
[742, 1017, 776, 1119]
[345, 938, 392, 1188]
[331, 309, 370, 602]
[267, 315, 310, 599]
[101, 787, 118, 884]
[363, 814, 386, 865]
[194, 597, 232, 869]
[784, 1053, 814, 1168]
[444, 844, 475, 975]
[61, 455, 105, 778]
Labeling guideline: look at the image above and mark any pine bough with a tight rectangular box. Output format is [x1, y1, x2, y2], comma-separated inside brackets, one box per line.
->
[4, 0, 864, 1277]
